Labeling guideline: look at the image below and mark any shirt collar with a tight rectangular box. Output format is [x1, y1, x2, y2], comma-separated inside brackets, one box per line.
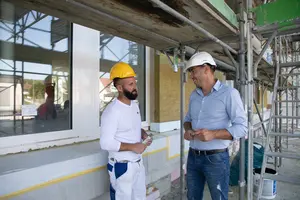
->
[196, 79, 222, 96]
[213, 79, 222, 91]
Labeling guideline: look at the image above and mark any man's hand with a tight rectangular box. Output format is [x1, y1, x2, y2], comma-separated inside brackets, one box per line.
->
[141, 129, 153, 146]
[142, 129, 148, 140]
[194, 129, 216, 142]
[142, 134, 153, 146]
[132, 143, 147, 154]
[145, 139, 152, 146]
[184, 130, 195, 141]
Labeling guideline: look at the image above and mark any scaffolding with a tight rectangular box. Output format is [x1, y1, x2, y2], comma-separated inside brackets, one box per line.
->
[130, 1, 300, 199]
[5, 0, 300, 199]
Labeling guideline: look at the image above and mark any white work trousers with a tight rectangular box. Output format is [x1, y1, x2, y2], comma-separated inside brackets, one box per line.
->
[107, 158, 146, 200]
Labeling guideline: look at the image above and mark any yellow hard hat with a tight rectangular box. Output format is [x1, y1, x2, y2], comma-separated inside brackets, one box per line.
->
[110, 62, 136, 80]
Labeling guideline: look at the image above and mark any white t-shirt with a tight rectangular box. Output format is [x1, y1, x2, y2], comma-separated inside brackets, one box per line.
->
[100, 99, 142, 162]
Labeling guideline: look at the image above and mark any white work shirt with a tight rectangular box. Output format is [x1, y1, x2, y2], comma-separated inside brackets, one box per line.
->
[100, 99, 142, 162]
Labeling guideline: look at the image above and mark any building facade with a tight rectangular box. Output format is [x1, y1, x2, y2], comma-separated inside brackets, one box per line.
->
[0, 1, 271, 199]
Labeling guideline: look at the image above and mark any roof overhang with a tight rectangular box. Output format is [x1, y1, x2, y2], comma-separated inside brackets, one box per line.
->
[6, 0, 274, 86]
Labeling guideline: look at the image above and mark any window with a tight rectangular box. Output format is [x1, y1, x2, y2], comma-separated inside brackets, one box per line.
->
[99, 33, 146, 121]
[0, 1, 72, 137]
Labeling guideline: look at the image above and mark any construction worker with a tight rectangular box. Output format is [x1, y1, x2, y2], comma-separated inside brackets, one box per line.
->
[100, 62, 152, 200]
[183, 52, 247, 200]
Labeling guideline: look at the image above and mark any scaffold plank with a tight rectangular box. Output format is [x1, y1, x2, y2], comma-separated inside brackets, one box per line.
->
[12, 0, 238, 51]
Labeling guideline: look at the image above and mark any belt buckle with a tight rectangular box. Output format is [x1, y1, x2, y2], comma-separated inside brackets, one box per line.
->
[198, 150, 202, 155]
[194, 149, 201, 155]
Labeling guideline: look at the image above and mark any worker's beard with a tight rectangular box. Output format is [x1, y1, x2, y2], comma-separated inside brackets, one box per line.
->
[123, 89, 138, 100]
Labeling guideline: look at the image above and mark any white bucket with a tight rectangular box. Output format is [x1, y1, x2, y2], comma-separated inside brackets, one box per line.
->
[253, 168, 277, 199]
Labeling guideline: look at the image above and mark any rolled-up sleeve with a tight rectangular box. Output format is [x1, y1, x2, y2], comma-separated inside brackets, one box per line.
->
[100, 108, 121, 152]
[226, 89, 248, 140]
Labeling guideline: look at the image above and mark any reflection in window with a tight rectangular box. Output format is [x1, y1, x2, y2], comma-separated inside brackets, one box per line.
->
[99, 33, 146, 121]
[0, 1, 72, 137]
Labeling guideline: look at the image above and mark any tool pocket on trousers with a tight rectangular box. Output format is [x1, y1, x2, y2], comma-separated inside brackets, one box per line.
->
[114, 162, 128, 179]
[107, 163, 113, 172]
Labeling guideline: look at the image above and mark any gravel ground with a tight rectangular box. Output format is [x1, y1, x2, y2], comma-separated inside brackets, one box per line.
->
[161, 138, 300, 200]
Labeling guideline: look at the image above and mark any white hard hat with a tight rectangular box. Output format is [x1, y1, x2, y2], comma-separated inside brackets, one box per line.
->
[185, 51, 216, 72]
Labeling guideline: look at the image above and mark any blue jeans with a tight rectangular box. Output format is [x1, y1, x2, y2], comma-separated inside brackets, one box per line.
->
[186, 149, 230, 200]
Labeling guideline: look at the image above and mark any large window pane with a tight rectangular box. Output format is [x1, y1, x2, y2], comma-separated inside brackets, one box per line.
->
[0, 1, 72, 137]
[99, 33, 146, 121]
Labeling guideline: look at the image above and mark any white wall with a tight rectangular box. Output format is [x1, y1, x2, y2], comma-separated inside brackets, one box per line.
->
[72, 24, 100, 135]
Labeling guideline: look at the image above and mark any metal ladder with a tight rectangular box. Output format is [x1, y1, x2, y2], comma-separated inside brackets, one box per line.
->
[256, 36, 300, 199]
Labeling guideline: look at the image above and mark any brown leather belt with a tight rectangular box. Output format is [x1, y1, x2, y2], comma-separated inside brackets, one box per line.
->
[190, 147, 228, 155]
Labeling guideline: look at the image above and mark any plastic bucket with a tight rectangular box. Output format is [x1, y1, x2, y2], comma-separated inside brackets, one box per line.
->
[253, 168, 277, 199]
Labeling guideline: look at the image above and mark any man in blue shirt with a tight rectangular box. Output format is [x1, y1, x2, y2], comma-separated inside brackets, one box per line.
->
[183, 52, 247, 200]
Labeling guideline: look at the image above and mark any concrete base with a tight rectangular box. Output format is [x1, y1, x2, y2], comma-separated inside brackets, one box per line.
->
[0, 114, 272, 200]
[94, 189, 161, 200]
[0, 130, 188, 200]
[151, 175, 171, 197]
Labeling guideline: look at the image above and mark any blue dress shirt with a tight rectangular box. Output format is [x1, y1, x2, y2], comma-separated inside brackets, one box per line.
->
[184, 80, 247, 150]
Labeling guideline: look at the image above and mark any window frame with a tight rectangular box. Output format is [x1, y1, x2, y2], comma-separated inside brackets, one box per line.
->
[0, 22, 75, 155]
[0, 23, 151, 155]
[142, 47, 151, 129]
[0, 8, 73, 138]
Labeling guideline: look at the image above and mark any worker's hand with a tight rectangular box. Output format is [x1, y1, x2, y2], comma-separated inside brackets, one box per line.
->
[142, 133, 153, 146]
[184, 130, 195, 141]
[194, 129, 215, 142]
[145, 136, 153, 146]
[132, 143, 147, 154]
[145, 140, 152, 146]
